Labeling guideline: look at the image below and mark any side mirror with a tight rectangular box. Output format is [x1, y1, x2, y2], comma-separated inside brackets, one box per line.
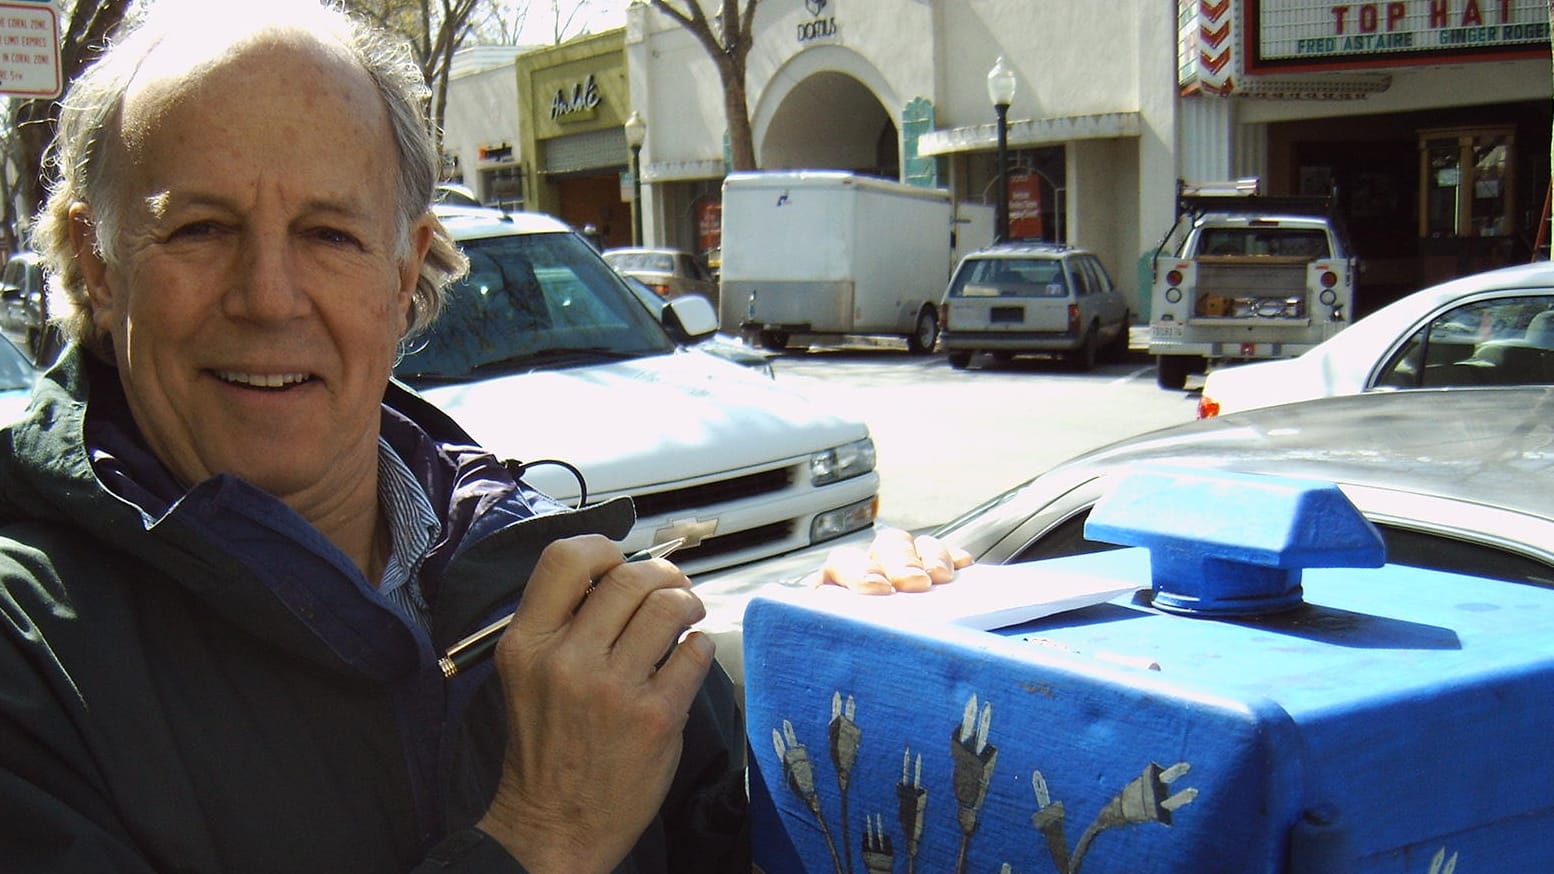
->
[662, 294, 719, 344]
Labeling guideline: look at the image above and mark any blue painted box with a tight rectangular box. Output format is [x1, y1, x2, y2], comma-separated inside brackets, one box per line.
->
[743, 473, 1554, 873]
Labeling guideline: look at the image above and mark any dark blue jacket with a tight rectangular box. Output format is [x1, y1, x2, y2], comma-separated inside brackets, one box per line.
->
[0, 349, 746, 872]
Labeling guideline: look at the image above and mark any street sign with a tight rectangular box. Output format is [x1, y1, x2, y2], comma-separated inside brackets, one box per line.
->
[0, 1, 61, 99]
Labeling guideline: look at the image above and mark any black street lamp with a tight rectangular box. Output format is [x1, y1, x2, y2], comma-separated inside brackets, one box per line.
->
[624, 111, 647, 247]
[986, 56, 1016, 243]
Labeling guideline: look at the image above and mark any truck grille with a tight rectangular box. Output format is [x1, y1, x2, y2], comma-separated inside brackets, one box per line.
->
[630, 466, 796, 518]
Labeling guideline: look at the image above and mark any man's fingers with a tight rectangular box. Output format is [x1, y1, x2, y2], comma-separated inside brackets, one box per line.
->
[606, 581, 705, 675]
[819, 529, 979, 594]
[819, 545, 893, 594]
[913, 533, 973, 583]
[510, 535, 625, 633]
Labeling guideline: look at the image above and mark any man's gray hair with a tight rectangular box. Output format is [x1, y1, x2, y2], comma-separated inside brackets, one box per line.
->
[29, 0, 466, 356]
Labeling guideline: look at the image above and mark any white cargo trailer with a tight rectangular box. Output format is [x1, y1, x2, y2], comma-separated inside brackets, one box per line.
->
[719, 171, 982, 353]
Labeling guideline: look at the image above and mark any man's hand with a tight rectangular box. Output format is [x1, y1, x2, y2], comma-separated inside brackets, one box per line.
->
[476, 535, 714, 873]
[818, 527, 974, 595]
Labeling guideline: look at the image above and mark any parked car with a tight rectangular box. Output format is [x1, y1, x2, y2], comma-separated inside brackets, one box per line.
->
[694, 385, 1554, 694]
[395, 206, 880, 574]
[0, 250, 58, 365]
[619, 274, 775, 377]
[1197, 260, 1554, 417]
[939, 241, 1131, 371]
[0, 331, 38, 423]
[601, 246, 719, 308]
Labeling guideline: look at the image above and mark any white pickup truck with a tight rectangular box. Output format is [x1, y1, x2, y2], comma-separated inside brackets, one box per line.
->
[1148, 180, 1357, 389]
[396, 206, 881, 575]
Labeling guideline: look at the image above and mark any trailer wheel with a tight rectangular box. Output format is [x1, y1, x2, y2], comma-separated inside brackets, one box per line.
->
[1156, 354, 1199, 390]
[758, 329, 790, 351]
[906, 307, 939, 355]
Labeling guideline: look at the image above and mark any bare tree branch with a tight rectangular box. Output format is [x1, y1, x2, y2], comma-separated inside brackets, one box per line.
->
[645, 0, 760, 171]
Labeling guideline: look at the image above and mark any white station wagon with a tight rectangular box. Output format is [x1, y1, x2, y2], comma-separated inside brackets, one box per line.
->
[940, 241, 1131, 371]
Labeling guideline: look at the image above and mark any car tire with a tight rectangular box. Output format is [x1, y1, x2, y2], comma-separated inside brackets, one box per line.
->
[759, 329, 790, 351]
[1156, 354, 1199, 390]
[907, 307, 939, 355]
[948, 351, 972, 369]
[1102, 313, 1131, 362]
[1067, 325, 1099, 372]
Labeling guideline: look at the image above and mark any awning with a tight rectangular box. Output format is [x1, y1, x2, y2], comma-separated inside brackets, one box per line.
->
[916, 111, 1141, 156]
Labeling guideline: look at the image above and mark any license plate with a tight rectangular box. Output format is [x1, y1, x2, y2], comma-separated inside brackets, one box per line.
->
[990, 306, 1024, 324]
[1151, 323, 1184, 339]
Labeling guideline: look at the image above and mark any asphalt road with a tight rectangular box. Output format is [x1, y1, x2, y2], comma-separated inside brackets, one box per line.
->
[766, 340, 1201, 532]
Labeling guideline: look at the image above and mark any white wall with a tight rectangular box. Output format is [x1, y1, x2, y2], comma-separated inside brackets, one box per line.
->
[442, 59, 523, 201]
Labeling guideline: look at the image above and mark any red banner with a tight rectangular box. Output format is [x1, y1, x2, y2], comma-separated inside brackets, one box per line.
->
[1008, 174, 1044, 240]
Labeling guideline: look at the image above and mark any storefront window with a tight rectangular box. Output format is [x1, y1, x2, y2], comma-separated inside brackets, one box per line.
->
[481, 165, 524, 212]
[1418, 127, 1514, 239]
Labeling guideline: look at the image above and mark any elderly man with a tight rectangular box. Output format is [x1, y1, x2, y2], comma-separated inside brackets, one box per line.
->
[0, 1, 745, 871]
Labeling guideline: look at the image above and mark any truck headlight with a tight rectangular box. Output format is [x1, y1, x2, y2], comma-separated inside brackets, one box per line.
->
[811, 438, 876, 485]
[811, 497, 878, 541]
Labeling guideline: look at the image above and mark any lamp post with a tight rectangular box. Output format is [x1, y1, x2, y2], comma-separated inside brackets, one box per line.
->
[624, 110, 647, 247]
[986, 56, 1016, 243]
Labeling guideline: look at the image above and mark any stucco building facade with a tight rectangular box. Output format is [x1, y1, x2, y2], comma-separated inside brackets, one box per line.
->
[447, 0, 1552, 320]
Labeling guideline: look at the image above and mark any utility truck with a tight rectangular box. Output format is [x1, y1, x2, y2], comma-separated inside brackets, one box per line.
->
[1148, 178, 1357, 389]
[719, 171, 990, 353]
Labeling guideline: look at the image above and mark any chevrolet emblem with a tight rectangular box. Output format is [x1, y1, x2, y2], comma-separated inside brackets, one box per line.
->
[654, 518, 718, 548]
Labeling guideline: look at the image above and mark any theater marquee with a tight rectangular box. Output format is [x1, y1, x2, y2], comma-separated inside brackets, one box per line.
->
[1248, 0, 1550, 73]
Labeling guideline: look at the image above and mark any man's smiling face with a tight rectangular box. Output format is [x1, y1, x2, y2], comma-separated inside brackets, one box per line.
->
[74, 33, 432, 507]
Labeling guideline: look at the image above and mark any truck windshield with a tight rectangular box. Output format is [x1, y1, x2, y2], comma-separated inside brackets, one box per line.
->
[1200, 228, 1329, 258]
[396, 230, 674, 384]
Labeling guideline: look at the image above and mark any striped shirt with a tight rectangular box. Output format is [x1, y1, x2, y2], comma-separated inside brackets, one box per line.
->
[375, 437, 442, 630]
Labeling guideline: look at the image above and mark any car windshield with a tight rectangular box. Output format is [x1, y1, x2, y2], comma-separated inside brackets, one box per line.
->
[949, 257, 1067, 298]
[395, 231, 673, 384]
[607, 252, 676, 273]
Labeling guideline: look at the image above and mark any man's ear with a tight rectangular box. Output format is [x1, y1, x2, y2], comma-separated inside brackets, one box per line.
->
[68, 203, 114, 312]
[397, 212, 436, 330]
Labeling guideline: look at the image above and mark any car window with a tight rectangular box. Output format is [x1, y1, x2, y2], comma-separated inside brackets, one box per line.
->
[0, 259, 28, 299]
[1067, 260, 1091, 297]
[397, 231, 671, 383]
[1374, 295, 1554, 388]
[949, 257, 1067, 298]
[608, 252, 675, 273]
[1081, 256, 1114, 294]
[1200, 228, 1330, 258]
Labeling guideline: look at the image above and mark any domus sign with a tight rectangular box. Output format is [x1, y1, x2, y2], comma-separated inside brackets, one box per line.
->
[797, 0, 838, 43]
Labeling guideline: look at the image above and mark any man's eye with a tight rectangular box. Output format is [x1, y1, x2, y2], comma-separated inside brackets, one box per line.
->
[167, 221, 221, 240]
[312, 227, 362, 247]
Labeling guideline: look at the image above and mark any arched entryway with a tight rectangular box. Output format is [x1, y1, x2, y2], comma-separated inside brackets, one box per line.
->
[753, 47, 901, 179]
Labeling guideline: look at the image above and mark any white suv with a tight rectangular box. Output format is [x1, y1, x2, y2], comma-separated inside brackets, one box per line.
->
[397, 207, 880, 574]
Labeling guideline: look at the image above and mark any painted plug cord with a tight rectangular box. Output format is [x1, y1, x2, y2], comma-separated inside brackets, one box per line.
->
[1030, 769, 1071, 872]
[774, 720, 842, 873]
[829, 691, 862, 874]
[1071, 761, 1197, 867]
[950, 693, 997, 874]
[896, 747, 927, 874]
[861, 812, 894, 874]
